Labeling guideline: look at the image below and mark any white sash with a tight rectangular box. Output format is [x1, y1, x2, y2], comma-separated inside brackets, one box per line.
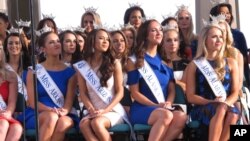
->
[33, 64, 64, 107]
[6, 64, 28, 100]
[73, 60, 136, 140]
[174, 71, 184, 81]
[0, 95, 7, 110]
[194, 58, 227, 101]
[129, 55, 165, 103]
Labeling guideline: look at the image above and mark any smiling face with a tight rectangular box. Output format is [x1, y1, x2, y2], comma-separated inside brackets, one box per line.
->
[129, 10, 143, 29]
[7, 36, 22, 56]
[112, 32, 126, 54]
[219, 6, 232, 24]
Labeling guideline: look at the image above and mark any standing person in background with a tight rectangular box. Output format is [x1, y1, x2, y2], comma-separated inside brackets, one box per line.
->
[176, 5, 198, 60]
[123, 3, 146, 32]
[22, 27, 79, 141]
[0, 12, 11, 44]
[126, 19, 187, 141]
[186, 21, 240, 141]
[0, 45, 23, 141]
[121, 24, 137, 55]
[37, 14, 58, 34]
[75, 28, 129, 141]
[80, 7, 102, 35]
[210, 2, 250, 88]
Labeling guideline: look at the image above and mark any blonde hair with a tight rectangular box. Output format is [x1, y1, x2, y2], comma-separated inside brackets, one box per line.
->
[176, 9, 196, 45]
[195, 24, 226, 80]
[218, 20, 238, 59]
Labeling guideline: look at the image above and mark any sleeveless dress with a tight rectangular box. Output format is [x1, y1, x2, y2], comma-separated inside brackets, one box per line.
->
[127, 53, 174, 125]
[0, 81, 21, 124]
[190, 60, 240, 126]
[84, 65, 124, 127]
[18, 66, 79, 129]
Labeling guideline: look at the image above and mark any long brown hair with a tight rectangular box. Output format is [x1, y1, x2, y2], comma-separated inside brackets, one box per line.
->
[83, 28, 115, 87]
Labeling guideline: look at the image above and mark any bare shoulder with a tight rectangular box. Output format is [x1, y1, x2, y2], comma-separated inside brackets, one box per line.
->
[5, 70, 17, 83]
[226, 57, 237, 70]
[126, 58, 136, 72]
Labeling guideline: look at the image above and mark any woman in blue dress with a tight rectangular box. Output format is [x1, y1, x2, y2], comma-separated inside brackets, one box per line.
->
[186, 22, 240, 141]
[126, 19, 187, 141]
[22, 27, 78, 141]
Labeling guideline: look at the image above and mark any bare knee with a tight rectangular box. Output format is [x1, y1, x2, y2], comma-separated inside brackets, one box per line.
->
[0, 119, 9, 134]
[7, 124, 23, 140]
[79, 119, 90, 130]
[149, 109, 173, 126]
[39, 112, 59, 127]
[91, 118, 108, 133]
[172, 111, 187, 127]
[225, 112, 239, 125]
[54, 117, 73, 133]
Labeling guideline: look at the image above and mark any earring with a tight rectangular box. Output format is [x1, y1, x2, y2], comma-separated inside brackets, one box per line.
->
[43, 52, 46, 58]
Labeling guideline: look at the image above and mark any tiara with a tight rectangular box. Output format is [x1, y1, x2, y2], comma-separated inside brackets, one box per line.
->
[120, 23, 135, 30]
[141, 16, 156, 23]
[59, 26, 74, 32]
[162, 23, 178, 31]
[16, 19, 31, 27]
[35, 24, 52, 36]
[176, 4, 189, 12]
[202, 15, 223, 28]
[162, 13, 176, 20]
[107, 25, 120, 32]
[128, 2, 141, 8]
[42, 13, 55, 19]
[0, 9, 7, 14]
[210, 0, 226, 6]
[210, 14, 226, 23]
[6, 27, 23, 34]
[84, 6, 97, 13]
[73, 26, 85, 33]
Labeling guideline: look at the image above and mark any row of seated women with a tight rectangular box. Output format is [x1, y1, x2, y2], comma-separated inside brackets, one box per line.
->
[0, 16, 242, 141]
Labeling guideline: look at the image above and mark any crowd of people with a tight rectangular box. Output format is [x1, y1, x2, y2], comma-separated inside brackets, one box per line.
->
[0, 1, 249, 141]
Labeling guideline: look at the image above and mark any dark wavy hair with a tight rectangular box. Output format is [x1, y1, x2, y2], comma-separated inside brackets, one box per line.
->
[110, 30, 129, 71]
[83, 28, 115, 87]
[3, 33, 31, 72]
[59, 30, 82, 64]
[0, 12, 11, 29]
[210, 3, 234, 26]
[37, 18, 58, 34]
[123, 6, 146, 24]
